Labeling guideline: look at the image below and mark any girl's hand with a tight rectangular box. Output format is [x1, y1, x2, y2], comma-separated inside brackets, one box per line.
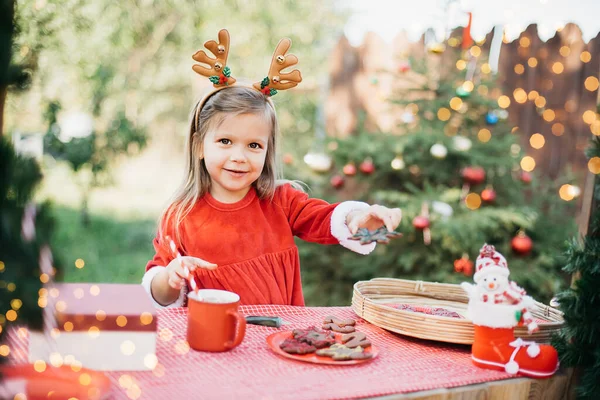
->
[346, 205, 402, 234]
[165, 256, 217, 290]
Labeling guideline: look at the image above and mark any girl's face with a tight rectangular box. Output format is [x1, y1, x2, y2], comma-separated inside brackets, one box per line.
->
[202, 113, 271, 203]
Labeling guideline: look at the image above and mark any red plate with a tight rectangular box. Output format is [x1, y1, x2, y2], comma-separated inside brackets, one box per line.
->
[266, 330, 379, 365]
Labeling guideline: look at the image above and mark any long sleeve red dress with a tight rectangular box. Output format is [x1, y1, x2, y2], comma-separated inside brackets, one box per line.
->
[142, 183, 375, 307]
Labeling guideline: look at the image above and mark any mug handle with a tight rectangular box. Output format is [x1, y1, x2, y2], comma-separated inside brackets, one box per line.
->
[224, 310, 246, 349]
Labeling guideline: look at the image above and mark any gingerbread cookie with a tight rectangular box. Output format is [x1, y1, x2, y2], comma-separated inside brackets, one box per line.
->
[316, 344, 373, 361]
[322, 316, 356, 333]
[342, 332, 371, 348]
[348, 227, 402, 245]
[292, 326, 336, 348]
[279, 338, 316, 355]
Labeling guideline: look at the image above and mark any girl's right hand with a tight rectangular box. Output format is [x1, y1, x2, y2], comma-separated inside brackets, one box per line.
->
[165, 256, 218, 290]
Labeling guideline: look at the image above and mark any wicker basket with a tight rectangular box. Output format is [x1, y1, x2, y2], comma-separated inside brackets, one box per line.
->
[352, 278, 563, 345]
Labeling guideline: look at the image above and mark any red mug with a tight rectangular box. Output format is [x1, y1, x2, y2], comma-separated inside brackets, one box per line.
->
[187, 289, 246, 352]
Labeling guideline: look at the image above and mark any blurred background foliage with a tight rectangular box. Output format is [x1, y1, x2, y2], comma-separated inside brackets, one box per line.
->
[3, 0, 580, 306]
[6, 0, 349, 293]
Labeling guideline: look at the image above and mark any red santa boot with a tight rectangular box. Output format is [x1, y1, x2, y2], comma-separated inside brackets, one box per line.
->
[471, 324, 559, 378]
[463, 244, 559, 378]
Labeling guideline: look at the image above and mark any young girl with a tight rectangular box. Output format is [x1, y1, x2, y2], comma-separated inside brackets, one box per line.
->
[142, 30, 402, 307]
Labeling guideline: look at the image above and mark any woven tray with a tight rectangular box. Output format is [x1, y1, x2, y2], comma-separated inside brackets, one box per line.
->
[352, 278, 563, 345]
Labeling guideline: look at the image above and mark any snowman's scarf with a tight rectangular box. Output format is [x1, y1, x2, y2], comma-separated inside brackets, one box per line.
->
[481, 280, 540, 334]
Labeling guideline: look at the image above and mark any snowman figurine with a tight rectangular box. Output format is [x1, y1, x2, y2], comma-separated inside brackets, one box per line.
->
[461, 244, 538, 332]
[459, 244, 558, 377]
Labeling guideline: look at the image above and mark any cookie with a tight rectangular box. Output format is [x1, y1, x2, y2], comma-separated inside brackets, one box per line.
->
[348, 227, 402, 245]
[292, 326, 336, 348]
[341, 332, 371, 348]
[316, 344, 373, 361]
[322, 316, 356, 333]
[279, 338, 316, 355]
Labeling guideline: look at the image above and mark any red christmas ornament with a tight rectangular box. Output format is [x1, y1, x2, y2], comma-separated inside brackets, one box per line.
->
[481, 187, 496, 203]
[461, 166, 486, 185]
[511, 231, 533, 255]
[342, 163, 357, 176]
[330, 175, 345, 189]
[454, 255, 474, 276]
[412, 216, 430, 230]
[520, 171, 532, 184]
[359, 159, 375, 175]
[283, 153, 294, 165]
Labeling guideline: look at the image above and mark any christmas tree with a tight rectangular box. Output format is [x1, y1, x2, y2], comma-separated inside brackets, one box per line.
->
[299, 42, 576, 306]
[553, 137, 600, 399]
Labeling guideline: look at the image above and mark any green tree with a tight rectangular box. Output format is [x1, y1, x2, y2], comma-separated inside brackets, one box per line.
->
[553, 138, 600, 399]
[299, 48, 576, 305]
[9, 0, 347, 222]
[0, 0, 61, 359]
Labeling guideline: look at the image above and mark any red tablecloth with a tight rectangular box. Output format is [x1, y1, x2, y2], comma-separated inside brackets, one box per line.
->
[10, 305, 516, 399]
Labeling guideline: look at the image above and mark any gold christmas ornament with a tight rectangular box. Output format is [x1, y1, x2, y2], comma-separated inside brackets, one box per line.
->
[276, 55, 285, 64]
[391, 156, 405, 170]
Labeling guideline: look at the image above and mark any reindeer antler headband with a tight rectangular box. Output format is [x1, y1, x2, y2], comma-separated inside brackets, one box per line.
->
[192, 29, 302, 110]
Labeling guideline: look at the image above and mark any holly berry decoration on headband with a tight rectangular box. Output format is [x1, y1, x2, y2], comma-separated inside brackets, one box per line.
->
[348, 227, 402, 245]
[259, 77, 278, 97]
[209, 66, 232, 86]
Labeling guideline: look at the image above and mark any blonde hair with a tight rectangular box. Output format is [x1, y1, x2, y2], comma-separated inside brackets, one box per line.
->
[160, 86, 292, 245]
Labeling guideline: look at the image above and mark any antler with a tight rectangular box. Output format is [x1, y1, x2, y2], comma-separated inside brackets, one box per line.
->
[253, 38, 302, 96]
[192, 29, 236, 87]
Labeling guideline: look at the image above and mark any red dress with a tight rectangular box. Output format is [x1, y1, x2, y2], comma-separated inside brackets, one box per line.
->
[143, 184, 374, 306]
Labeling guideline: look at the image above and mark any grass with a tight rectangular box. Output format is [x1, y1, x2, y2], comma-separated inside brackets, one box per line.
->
[38, 149, 179, 284]
[52, 206, 157, 284]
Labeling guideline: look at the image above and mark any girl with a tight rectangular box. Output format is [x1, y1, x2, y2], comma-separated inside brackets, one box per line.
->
[142, 30, 402, 307]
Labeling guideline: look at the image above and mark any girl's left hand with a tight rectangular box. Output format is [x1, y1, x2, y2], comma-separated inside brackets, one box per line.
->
[346, 205, 402, 234]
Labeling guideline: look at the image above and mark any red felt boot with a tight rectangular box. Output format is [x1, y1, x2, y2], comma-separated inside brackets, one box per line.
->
[462, 244, 560, 379]
[471, 325, 559, 378]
